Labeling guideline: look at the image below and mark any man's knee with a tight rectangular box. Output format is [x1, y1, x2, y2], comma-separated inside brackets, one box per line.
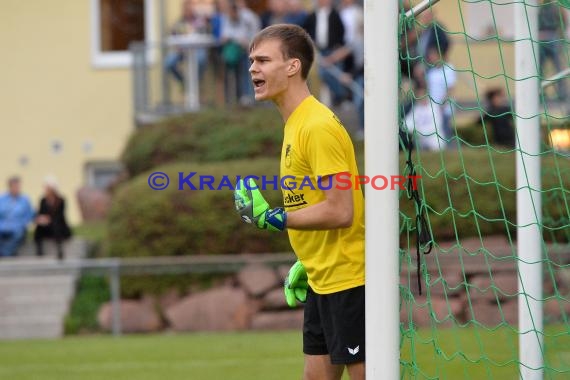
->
[346, 361, 365, 380]
[303, 355, 343, 380]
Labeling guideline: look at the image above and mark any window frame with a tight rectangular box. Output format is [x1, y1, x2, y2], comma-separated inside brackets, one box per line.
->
[84, 161, 124, 190]
[90, 0, 155, 69]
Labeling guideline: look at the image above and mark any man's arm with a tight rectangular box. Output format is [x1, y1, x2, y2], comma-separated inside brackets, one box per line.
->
[286, 174, 353, 230]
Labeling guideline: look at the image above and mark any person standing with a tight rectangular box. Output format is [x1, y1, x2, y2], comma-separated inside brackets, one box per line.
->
[303, 0, 347, 106]
[164, 0, 210, 89]
[234, 24, 365, 380]
[0, 176, 34, 257]
[538, 0, 568, 101]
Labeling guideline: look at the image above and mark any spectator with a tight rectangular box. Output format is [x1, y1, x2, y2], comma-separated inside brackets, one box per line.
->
[403, 85, 445, 151]
[164, 0, 210, 89]
[339, 0, 363, 47]
[260, 0, 289, 29]
[210, 0, 226, 43]
[409, 8, 451, 86]
[284, 0, 308, 26]
[0, 176, 34, 257]
[479, 87, 516, 148]
[424, 46, 456, 145]
[539, 0, 568, 101]
[399, 0, 416, 78]
[303, 0, 347, 106]
[415, 8, 450, 62]
[321, 10, 364, 138]
[209, 0, 228, 106]
[34, 176, 72, 260]
[220, 0, 260, 106]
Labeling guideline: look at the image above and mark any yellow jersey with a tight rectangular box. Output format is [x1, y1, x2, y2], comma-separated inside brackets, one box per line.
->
[280, 96, 365, 294]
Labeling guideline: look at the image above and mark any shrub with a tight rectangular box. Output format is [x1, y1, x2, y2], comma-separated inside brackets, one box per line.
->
[64, 276, 110, 335]
[400, 148, 570, 242]
[121, 107, 283, 177]
[110, 147, 569, 260]
[106, 158, 291, 259]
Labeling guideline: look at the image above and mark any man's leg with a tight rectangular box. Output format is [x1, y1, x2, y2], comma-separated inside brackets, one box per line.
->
[35, 239, 44, 257]
[303, 288, 342, 380]
[303, 355, 344, 380]
[3, 233, 23, 257]
[323, 286, 366, 378]
[346, 362, 365, 380]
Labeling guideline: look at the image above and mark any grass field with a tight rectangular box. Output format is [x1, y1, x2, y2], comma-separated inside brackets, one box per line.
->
[0, 327, 568, 380]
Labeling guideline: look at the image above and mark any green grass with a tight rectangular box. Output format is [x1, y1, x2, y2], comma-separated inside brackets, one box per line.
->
[0, 331, 304, 380]
[401, 324, 570, 379]
[0, 327, 568, 380]
[72, 222, 107, 244]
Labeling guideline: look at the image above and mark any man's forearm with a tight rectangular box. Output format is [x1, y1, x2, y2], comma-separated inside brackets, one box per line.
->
[286, 199, 353, 230]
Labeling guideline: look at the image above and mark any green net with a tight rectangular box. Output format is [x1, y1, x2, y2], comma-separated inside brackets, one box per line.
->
[398, 0, 570, 378]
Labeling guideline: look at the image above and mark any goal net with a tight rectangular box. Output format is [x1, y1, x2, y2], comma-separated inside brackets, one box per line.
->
[398, 0, 570, 378]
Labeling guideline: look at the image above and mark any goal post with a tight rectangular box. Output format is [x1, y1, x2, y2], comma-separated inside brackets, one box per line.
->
[364, 0, 400, 378]
[514, 1, 544, 378]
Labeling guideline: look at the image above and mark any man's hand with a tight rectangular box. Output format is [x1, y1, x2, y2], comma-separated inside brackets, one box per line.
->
[284, 260, 308, 307]
[234, 178, 287, 231]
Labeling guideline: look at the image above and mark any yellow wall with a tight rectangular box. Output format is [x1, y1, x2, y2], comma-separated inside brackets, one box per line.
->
[0, 0, 156, 225]
[0, 0, 560, 226]
[434, 1, 515, 104]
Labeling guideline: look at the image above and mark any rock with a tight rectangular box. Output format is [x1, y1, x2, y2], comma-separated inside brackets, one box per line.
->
[158, 288, 182, 311]
[251, 310, 304, 330]
[76, 186, 112, 222]
[277, 264, 292, 282]
[400, 295, 464, 328]
[465, 273, 515, 303]
[262, 288, 288, 310]
[98, 300, 162, 333]
[425, 272, 464, 297]
[165, 286, 251, 331]
[236, 264, 280, 297]
[462, 298, 517, 327]
[544, 298, 570, 322]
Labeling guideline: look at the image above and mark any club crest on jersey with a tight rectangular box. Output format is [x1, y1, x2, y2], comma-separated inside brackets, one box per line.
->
[285, 144, 292, 168]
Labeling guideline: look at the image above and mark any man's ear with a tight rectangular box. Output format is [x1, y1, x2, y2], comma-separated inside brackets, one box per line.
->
[287, 58, 301, 77]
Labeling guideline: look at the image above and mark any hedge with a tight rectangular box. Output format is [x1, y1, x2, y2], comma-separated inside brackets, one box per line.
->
[400, 147, 570, 242]
[109, 148, 569, 259]
[121, 107, 283, 177]
[107, 158, 291, 259]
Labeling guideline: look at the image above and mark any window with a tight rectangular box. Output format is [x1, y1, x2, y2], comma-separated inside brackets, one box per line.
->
[91, 0, 155, 68]
[84, 161, 124, 190]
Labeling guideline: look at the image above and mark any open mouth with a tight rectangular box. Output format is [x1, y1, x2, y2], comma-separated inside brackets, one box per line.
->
[252, 79, 265, 88]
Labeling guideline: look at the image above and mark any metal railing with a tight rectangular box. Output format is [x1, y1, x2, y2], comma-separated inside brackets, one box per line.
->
[130, 34, 218, 126]
[0, 253, 296, 336]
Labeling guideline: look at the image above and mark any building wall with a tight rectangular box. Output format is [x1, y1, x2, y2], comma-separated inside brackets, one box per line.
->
[0, 0, 152, 225]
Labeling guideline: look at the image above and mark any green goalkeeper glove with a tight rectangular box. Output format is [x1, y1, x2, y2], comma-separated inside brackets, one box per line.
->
[284, 260, 308, 307]
[234, 178, 287, 231]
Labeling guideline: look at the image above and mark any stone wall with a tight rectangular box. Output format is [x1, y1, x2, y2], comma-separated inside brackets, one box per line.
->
[97, 237, 570, 333]
[98, 264, 304, 333]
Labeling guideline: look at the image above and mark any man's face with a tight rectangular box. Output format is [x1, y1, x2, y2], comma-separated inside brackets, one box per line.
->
[249, 39, 294, 102]
[8, 180, 20, 197]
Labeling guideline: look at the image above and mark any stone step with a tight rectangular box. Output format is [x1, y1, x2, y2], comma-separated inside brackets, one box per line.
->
[0, 316, 63, 340]
[0, 299, 70, 315]
[16, 238, 88, 258]
[0, 275, 76, 287]
[0, 238, 87, 340]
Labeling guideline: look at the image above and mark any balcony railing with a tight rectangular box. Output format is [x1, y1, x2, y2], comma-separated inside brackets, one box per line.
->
[130, 34, 218, 126]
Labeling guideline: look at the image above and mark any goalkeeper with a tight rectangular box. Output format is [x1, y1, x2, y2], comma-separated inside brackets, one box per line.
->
[234, 24, 365, 380]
